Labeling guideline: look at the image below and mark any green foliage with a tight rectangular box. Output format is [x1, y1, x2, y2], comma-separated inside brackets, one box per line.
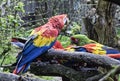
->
[116, 27, 120, 37]
[57, 35, 71, 47]
[71, 22, 81, 35]
[14, 2, 25, 13]
[0, 0, 25, 66]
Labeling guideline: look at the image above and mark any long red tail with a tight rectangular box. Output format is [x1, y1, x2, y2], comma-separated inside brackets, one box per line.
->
[107, 54, 120, 59]
[13, 69, 17, 74]
[13, 65, 26, 74]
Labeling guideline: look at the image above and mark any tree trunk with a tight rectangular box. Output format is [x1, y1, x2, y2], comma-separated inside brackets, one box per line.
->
[84, 0, 117, 47]
[94, 0, 117, 47]
[83, 17, 98, 41]
[104, 0, 120, 6]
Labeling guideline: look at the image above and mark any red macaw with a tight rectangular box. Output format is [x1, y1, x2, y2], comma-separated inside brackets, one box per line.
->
[13, 14, 69, 74]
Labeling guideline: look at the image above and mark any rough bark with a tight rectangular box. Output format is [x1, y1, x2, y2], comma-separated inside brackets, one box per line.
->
[31, 64, 84, 81]
[2, 49, 120, 81]
[27, 49, 120, 81]
[30, 63, 101, 81]
[21, 49, 120, 81]
[104, 0, 120, 5]
[94, 0, 117, 47]
[84, 0, 117, 47]
[42, 49, 120, 68]
[2, 63, 100, 81]
[83, 17, 98, 41]
[0, 72, 46, 81]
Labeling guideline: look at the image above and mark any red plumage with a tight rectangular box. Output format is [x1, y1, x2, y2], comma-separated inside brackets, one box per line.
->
[53, 40, 64, 50]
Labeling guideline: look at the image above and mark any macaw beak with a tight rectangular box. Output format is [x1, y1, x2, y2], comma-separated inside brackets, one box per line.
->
[63, 17, 69, 30]
[64, 17, 69, 26]
[59, 15, 69, 33]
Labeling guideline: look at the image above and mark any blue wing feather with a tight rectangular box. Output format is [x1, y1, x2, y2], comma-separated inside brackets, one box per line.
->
[19, 45, 49, 66]
[102, 46, 120, 54]
[23, 35, 38, 51]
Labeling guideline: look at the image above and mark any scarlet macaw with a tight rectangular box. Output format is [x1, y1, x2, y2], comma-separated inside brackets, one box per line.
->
[13, 14, 69, 74]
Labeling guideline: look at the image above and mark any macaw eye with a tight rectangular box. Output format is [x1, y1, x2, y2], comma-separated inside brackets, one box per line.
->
[75, 39, 79, 42]
[71, 37, 75, 41]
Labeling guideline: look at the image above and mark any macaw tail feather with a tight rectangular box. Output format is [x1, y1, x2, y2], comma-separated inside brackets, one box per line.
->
[107, 54, 120, 59]
[13, 69, 17, 74]
[13, 65, 25, 74]
[13, 63, 30, 74]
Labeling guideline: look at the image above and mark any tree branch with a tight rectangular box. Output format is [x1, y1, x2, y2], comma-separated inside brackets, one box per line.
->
[30, 63, 100, 81]
[0, 72, 46, 81]
[86, 74, 106, 81]
[30, 49, 120, 81]
[2, 49, 120, 81]
[42, 49, 120, 69]
[99, 65, 120, 81]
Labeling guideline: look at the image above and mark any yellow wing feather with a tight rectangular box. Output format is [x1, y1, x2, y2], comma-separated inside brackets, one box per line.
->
[33, 35, 55, 47]
[92, 43, 106, 55]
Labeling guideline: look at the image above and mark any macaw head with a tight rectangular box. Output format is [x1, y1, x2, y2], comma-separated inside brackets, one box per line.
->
[49, 14, 69, 30]
[70, 34, 92, 46]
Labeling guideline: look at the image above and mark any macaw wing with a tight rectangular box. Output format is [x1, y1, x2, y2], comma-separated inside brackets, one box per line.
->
[16, 34, 38, 61]
[22, 34, 38, 51]
[102, 46, 120, 54]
